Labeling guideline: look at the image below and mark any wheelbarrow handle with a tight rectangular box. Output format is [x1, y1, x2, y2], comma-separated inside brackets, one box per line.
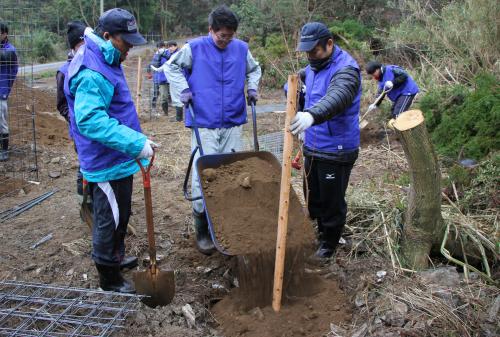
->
[136, 152, 157, 268]
[183, 146, 202, 201]
[250, 101, 260, 152]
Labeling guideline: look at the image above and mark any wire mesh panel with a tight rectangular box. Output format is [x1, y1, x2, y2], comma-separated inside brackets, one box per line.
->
[0, 6, 38, 198]
[242, 130, 285, 164]
[0, 280, 142, 337]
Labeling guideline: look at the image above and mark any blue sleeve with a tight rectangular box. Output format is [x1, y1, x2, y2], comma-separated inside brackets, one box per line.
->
[70, 68, 146, 157]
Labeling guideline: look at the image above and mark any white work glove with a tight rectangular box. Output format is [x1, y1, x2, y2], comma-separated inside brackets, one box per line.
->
[137, 139, 159, 159]
[384, 80, 394, 91]
[150, 65, 163, 72]
[368, 103, 377, 112]
[298, 132, 305, 143]
[290, 111, 314, 135]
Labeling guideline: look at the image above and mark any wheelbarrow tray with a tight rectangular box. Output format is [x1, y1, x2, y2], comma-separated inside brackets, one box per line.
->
[195, 150, 281, 256]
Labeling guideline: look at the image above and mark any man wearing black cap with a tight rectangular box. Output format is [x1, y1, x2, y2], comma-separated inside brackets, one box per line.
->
[289, 22, 361, 259]
[365, 61, 419, 118]
[64, 8, 154, 293]
[0, 22, 18, 162]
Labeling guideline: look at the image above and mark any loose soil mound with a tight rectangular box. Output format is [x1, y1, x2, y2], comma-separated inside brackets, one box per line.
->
[201, 156, 314, 255]
[213, 275, 352, 337]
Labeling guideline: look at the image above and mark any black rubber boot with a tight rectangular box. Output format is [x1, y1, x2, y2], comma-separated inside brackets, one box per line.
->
[95, 263, 135, 293]
[119, 256, 138, 270]
[162, 102, 169, 115]
[0, 134, 9, 162]
[193, 211, 216, 255]
[315, 225, 343, 259]
[175, 107, 183, 122]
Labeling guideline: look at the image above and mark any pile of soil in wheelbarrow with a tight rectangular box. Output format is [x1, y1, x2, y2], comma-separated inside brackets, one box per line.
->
[200, 156, 314, 256]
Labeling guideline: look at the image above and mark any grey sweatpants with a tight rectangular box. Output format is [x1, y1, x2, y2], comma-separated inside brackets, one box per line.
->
[0, 100, 8, 134]
[191, 126, 243, 213]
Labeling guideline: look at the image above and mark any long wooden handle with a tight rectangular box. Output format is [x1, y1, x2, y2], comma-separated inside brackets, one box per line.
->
[272, 74, 298, 312]
[143, 184, 157, 269]
[135, 56, 143, 115]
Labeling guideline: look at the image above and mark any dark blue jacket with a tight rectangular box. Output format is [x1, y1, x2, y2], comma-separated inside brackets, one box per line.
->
[151, 50, 169, 84]
[0, 40, 18, 99]
[186, 35, 248, 129]
[304, 47, 361, 153]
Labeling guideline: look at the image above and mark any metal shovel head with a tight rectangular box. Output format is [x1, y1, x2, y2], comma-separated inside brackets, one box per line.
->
[133, 266, 175, 308]
[360, 119, 369, 129]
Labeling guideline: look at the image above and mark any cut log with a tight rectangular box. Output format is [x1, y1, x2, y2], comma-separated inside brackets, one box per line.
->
[393, 110, 444, 269]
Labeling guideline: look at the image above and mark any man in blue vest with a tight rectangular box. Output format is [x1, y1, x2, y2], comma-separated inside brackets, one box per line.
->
[64, 8, 154, 293]
[0, 22, 18, 162]
[148, 41, 170, 115]
[290, 22, 361, 259]
[165, 5, 261, 255]
[365, 61, 419, 117]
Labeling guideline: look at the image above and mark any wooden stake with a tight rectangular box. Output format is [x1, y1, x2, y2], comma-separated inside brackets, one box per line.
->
[272, 74, 298, 312]
[135, 56, 143, 115]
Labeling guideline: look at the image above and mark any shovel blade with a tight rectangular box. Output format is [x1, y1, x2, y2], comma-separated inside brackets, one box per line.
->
[133, 268, 175, 308]
[360, 119, 369, 129]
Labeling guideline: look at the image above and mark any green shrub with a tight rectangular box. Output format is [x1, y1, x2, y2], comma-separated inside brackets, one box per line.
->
[32, 30, 58, 63]
[420, 73, 500, 160]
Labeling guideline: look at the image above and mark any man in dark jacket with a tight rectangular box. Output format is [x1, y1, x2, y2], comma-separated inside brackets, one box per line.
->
[164, 5, 261, 255]
[290, 22, 361, 259]
[365, 61, 419, 117]
[56, 21, 86, 196]
[0, 22, 18, 161]
[148, 41, 170, 115]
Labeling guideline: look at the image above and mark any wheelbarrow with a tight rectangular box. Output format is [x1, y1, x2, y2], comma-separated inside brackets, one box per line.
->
[182, 101, 282, 256]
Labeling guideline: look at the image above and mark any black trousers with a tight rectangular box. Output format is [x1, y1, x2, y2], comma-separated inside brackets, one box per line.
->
[89, 175, 133, 266]
[303, 155, 355, 246]
[391, 94, 415, 118]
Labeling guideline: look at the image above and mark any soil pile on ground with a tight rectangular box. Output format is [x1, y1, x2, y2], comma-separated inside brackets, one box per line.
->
[213, 275, 352, 337]
[201, 156, 313, 255]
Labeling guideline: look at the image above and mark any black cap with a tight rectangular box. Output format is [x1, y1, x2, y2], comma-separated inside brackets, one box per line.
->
[297, 22, 332, 52]
[97, 8, 146, 46]
[366, 61, 382, 74]
[67, 21, 86, 50]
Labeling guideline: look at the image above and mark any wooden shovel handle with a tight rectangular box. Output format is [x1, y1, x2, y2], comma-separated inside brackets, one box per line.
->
[136, 153, 157, 269]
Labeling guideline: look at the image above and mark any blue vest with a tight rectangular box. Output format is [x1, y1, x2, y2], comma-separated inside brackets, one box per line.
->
[186, 35, 248, 128]
[153, 51, 169, 84]
[304, 46, 361, 153]
[64, 36, 142, 172]
[380, 65, 419, 101]
[0, 41, 17, 98]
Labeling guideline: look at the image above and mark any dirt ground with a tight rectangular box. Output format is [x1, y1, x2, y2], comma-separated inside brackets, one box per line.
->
[1, 53, 497, 337]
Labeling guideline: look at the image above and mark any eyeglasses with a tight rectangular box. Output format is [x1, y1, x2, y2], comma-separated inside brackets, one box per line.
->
[213, 31, 235, 42]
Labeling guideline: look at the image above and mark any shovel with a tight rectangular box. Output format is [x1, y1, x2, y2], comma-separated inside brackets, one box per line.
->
[133, 152, 175, 307]
[359, 89, 389, 129]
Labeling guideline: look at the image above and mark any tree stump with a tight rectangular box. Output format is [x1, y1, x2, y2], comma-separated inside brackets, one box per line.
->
[393, 110, 444, 269]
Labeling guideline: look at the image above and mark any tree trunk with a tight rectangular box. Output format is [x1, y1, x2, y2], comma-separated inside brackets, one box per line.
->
[393, 110, 444, 269]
